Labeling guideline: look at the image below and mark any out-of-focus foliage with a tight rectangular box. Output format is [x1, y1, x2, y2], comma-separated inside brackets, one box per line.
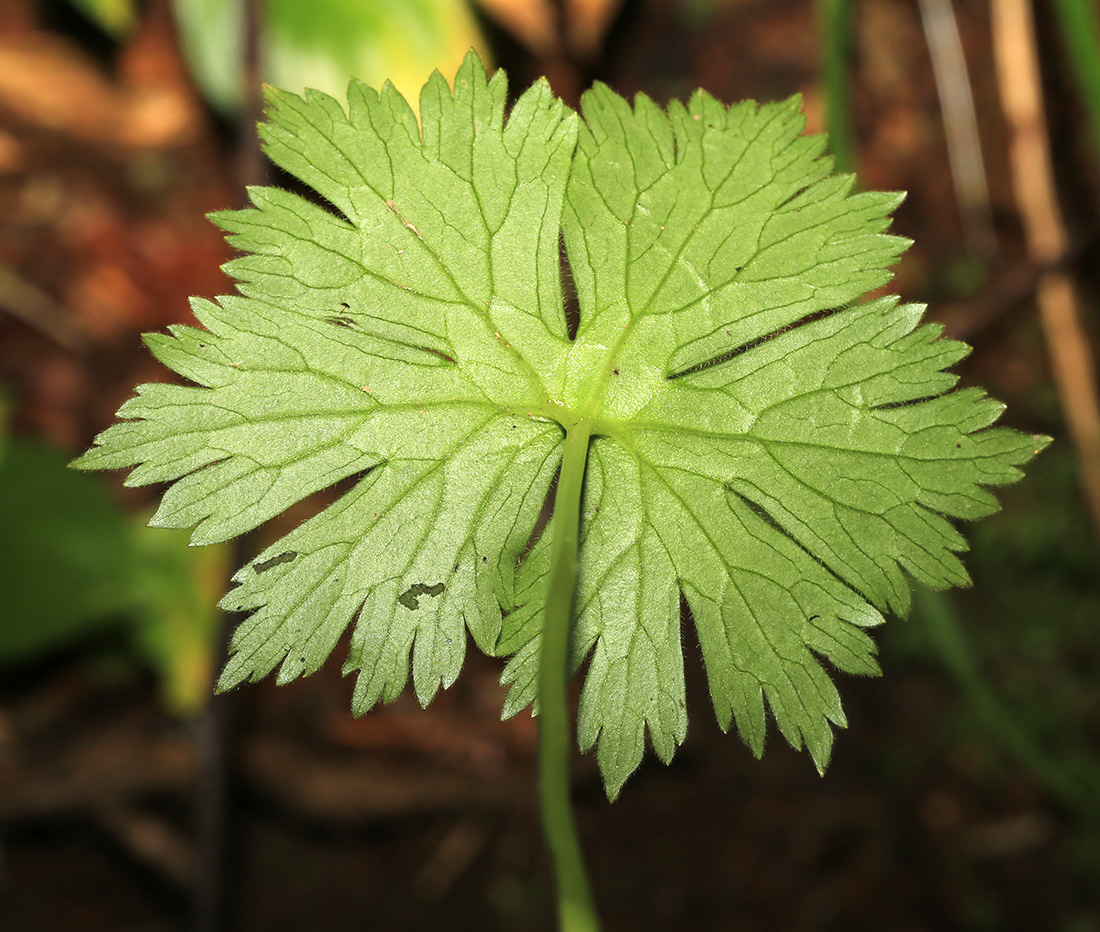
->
[1051, 0, 1100, 161]
[66, 0, 137, 37]
[888, 443, 1100, 824]
[127, 520, 226, 715]
[0, 438, 135, 662]
[0, 435, 224, 715]
[171, 0, 486, 114]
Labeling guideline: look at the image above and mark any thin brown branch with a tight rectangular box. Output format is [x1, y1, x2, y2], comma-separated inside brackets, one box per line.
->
[918, 0, 997, 258]
[0, 267, 88, 351]
[992, 0, 1100, 538]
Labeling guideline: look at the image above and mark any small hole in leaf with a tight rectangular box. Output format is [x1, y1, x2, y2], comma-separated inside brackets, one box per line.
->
[398, 582, 445, 611]
[253, 550, 298, 574]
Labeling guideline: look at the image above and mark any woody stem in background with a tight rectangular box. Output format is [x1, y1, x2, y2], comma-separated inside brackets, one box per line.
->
[992, 0, 1100, 541]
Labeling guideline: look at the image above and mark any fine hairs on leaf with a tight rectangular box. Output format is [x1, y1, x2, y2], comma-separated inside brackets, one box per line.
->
[73, 52, 1048, 806]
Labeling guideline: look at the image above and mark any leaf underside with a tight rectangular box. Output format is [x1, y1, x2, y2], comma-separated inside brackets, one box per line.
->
[74, 52, 1047, 799]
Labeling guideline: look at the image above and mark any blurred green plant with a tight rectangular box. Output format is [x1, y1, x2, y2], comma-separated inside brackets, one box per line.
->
[0, 435, 225, 715]
[887, 444, 1100, 829]
[171, 0, 486, 114]
[916, 587, 1098, 820]
[66, 0, 137, 37]
[63, 0, 486, 117]
[1052, 0, 1100, 162]
[817, 0, 854, 173]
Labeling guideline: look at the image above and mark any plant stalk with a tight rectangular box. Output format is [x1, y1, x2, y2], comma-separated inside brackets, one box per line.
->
[993, 0, 1100, 540]
[1050, 0, 1100, 163]
[538, 419, 600, 932]
[916, 589, 1097, 819]
[818, 0, 855, 173]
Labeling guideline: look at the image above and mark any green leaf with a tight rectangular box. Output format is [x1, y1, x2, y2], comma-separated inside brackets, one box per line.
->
[74, 53, 1047, 798]
[128, 523, 226, 716]
[66, 0, 136, 38]
[0, 439, 222, 716]
[1, 438, 137, 662]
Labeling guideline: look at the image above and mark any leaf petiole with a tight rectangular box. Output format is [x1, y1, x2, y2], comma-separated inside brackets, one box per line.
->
[538, 418, 600, 932]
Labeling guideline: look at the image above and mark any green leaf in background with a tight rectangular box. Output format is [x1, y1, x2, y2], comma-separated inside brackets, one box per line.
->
[1, 437, 222, 715]
[74, 54, 1046, 797]
[65, 0, 137, 38]
[171, 0, 485, 114]
[128, 523, 225, 715]
[1, 438, 136, 662]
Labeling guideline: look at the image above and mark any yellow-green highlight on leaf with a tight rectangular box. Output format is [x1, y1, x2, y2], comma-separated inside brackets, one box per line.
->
[74, 51, 1048, 799]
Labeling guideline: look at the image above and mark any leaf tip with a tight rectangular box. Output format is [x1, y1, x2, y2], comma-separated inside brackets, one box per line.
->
[215, 659, 245, 694]
[782, 91, 804, 114]
[459, 45, 489, 76]
[880, 189, 909, 213]
[809, 731, 834, 776]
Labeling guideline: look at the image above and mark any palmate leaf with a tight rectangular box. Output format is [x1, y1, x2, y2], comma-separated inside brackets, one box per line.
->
[74, 52, 1046, 798]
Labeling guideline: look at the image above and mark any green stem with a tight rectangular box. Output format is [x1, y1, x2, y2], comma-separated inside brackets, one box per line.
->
[1051, 0, 1100, 163]
[538, 418, 600, 932]
[818, 0, 855, 173]
[916, 588, 1098, 820]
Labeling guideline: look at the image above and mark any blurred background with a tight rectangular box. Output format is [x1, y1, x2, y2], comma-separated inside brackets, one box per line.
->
[1, 0, 1098, 930]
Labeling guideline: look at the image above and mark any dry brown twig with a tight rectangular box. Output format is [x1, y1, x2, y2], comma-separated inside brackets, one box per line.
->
[992, 0, 1100, 538]
[918, 0, 997, 258]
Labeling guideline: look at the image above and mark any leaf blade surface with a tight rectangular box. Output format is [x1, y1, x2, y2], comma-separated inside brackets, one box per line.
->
[75, 56, 1047, 797]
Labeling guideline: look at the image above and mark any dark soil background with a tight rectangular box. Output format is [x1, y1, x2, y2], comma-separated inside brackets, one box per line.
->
[1, 1, 1098, 931]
